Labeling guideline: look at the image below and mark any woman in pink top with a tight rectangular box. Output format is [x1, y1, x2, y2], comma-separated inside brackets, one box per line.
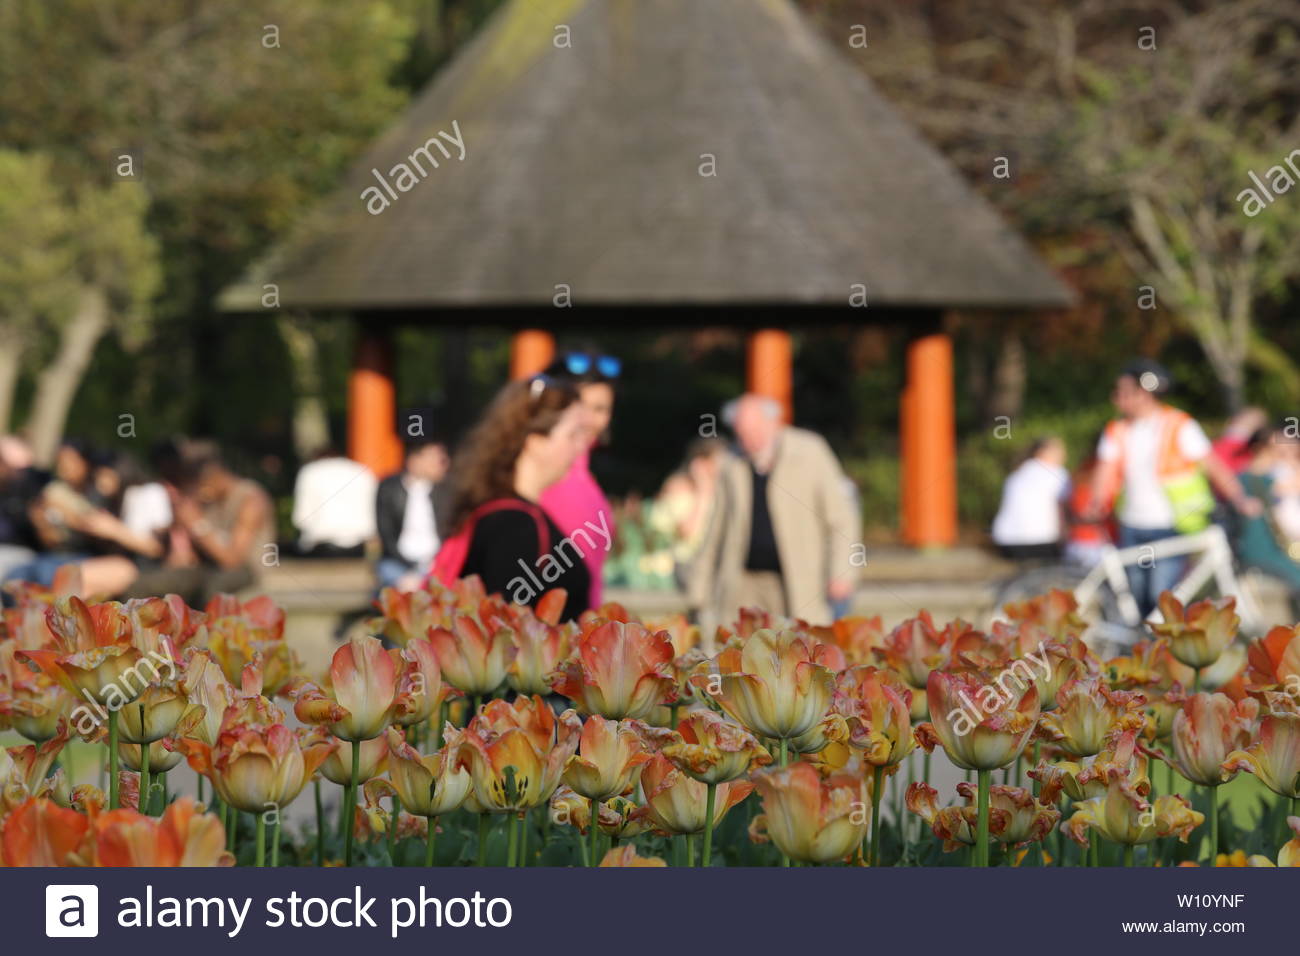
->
[540, 352, 619, 607]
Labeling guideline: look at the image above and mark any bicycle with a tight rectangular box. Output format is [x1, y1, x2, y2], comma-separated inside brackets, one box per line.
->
[990, 525, 1267, 653]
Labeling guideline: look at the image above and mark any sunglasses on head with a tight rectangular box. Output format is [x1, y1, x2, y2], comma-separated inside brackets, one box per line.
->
[563, 352, 621, 379]
[528, 373, 556, 402]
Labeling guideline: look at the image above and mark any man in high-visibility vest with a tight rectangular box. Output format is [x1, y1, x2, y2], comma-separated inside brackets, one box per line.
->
[1085, 359, 1261, 617]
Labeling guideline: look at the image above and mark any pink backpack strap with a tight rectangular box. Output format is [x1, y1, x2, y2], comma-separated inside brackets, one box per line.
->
[427, 499, 551, 587]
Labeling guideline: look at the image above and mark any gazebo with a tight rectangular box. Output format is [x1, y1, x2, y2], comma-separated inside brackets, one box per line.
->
[219, 0, 1073, 547]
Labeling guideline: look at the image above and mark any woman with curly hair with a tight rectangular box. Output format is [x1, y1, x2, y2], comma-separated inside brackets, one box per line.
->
[438, 374, 591, 621]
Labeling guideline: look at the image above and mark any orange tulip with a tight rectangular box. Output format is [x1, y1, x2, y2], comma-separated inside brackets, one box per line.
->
[918, 668, 1040, 771]
[1066, 779, 1203, 847]
[1222, 696, 1300, 798]
[1241, 625, 1300, 698]
[659, 709, 771, 785]
[598, 845, 667, 867]
[320, 736, 389, 787]
[295, 634, 400, 741]
[631, 753, 752, 836]
[1168, 692, 1259, 787]
[1279, 816, 1300, 867]
[552, 620, 676, 720]
[181, 694, 335, 814]
[834, 666, 916, 767]
[92, 797, 233, 866]
[391, 637, 449, 728]
[372, 586, 438, 647]
[750, 762, 868, 864]
[562, 715, 652, 800]
[0, 725, 69, 815]
[507, 616, 573, 697]
[690, 628, 836, 741]
[1149, 594, 1239, 670]
[0, 797, 90, 866]
[371, 727, 470, 818]
[427, 615, 513, 698]
[1031, 728, 1151, 805]
[206, 614, 294, 697]
[453, 695, 581, 811]
[18, 597, 144, 707]
[1037, 675, 1146, 758]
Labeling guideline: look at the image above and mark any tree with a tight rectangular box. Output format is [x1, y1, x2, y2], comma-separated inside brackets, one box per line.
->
[814, 0, 1300, 411]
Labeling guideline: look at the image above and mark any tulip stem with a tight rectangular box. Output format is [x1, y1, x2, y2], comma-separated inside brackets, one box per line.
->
[702, 783, 717, 868]
[426, 817, 438, 867]
[344, 740, 360, 867]
[197, 774, 205, 805]
[589, 799, 600, 867]
[869, 764, 884, 866]
[975, 768, 991, 867]
[139, 731, 151, 816]
[388, 795, 402, 863]
[1122, 843, 1134, 868]
[506, 812, 520, 867]
[520, 808, 530, 866]
[1206, 785, 1218, 864]
[1193, 669, 1201, 693]
[1088, 830, 1098, 867]
[436, 700, 448, 750]
[314, 778, 325, 867]
[271, 815, 281, 867]
[108, 709, 120, 810]
[476, 814, 490, 866]
[228, 810, 238, 853]
[255, 812, 266, 868]
[779, 737, 788, 767]
[685, 833, 696, 868]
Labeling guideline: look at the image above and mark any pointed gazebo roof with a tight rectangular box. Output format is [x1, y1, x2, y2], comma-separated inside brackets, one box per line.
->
[219, 0, 1072, 314]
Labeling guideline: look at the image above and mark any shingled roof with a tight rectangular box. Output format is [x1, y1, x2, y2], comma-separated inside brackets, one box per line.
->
[218, 0, 1073, 314]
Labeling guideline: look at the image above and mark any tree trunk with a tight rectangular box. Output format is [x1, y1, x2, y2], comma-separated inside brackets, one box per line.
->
[0, 321, 25, 433]
[25, 286, 109, 466]
[278, 315, 331, 460]
[987, 326, 1027, 424]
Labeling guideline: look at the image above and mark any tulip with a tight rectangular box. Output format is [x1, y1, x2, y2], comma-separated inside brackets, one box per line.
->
[453, 696, 580, 867]
[1150, 594, 1238, 678]
[1222, 696, 1300, 800]
[296, 634, 401, 742]
[206, 612, 295, 696]
[17, 598, 146, 810]
[368, 727, 470, 865]
[0, 797, 91, 866]
[320, 736, 388, 787]
[507, 616, 572, 697]
[427, 615, 513, 701]
[391, 637, 449, 729]
[563, 715, 652, 802]
[1168, 693, 1259, 787]
[92, 798, 234, 866]
[1066, 778, 1204, 858]
[0, 725, 69, 815]
[691, 628, 836, 748]
[551, 620, 676, 720]
[834, 666, 917, 864]
[631, 753, 753, 843]
[118, 682, 188, 745]
[1241, 625, 1300, 698]
[1280, 816, 1300, 867]
[1001, 589, 1089, 643]
[1038, 676, 1145, 758]
[598, 845, 667, 867]
[872, 612, 949, 692]
[917, 668, 1040, 866]
[372, 586, 438, 647]
[0, 640, 72, 743]
[1031, 729, 1151, 806]
[180, 694, 334, 865]
[657, 709, 770, 867]
[119, 739, 183, 774]
[750, 762, 868, 865]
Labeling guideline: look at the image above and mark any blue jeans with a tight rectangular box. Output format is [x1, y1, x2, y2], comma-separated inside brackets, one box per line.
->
[375, 556, 419, 590]
[1118, 525, 1187, 619]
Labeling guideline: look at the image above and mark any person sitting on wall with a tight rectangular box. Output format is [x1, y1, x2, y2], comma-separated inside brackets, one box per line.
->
[375, 437, 451, 592]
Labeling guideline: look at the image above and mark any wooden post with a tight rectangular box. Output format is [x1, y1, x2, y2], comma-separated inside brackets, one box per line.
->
[510, 329, 556, 380]
[901, 328, 956, 547]
[745, 329, 793, 422]
[348, 323, 403, 475]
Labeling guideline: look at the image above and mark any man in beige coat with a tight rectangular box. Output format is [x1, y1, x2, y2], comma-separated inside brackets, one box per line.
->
[690, 394, 862, 637]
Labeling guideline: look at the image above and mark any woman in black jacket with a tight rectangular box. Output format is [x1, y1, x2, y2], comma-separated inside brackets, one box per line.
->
[444, 375, 591, 622]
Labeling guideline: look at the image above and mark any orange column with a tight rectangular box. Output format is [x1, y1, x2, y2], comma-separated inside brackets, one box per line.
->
[745, 328, 793, 422]
[901, 331, 956, 547]
[509, 329, 556, 380]
[348, 325, 403, 476]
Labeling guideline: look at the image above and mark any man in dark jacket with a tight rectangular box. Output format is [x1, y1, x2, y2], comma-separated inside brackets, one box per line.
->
[375, 439, 450, 590]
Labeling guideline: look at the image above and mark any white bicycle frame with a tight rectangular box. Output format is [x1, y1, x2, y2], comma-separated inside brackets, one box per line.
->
[1072, 525, 1263, 636]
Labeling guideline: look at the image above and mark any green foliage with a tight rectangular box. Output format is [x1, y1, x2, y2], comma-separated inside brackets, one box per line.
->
[0, 151, 78, 324]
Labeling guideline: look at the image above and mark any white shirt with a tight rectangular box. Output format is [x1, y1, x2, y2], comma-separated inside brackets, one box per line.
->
[122, 482, 172, 538]
[396, 477, 439, 566]
[292, 456, 378, 549]
[1097, 414, 1211, 529]
[991, 460, 1070, 545]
